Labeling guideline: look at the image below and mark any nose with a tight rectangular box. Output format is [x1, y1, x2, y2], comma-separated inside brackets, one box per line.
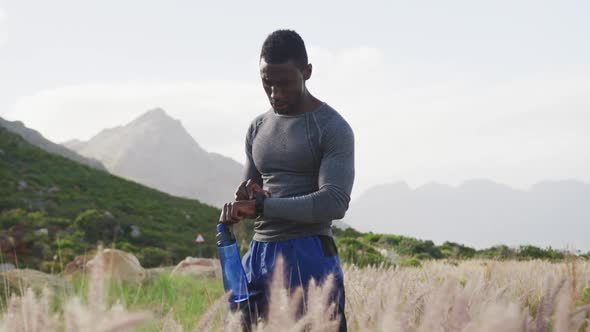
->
[270, 85, 284, 100]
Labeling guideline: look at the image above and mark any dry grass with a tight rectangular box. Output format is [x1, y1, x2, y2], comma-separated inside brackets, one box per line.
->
[2, 257, 590, 331]
[343, 259, 590, 332]
[0, 247, 151, 332]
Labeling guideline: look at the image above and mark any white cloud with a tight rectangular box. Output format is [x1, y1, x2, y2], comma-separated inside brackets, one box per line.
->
[308, 47, 590, 190]
[5, 47, 590, 194]
[0, 4, 6, 46]
[6, 80, 268, 159]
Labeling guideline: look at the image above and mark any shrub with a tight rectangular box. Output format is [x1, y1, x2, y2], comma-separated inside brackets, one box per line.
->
[74, 209, 125, 244]
[139, 246, 172, 267]
[0, 208, 27, 228]
[399, 257, 421, 267]
[438, 241, 476, 259]
[336, 237, 389, 268]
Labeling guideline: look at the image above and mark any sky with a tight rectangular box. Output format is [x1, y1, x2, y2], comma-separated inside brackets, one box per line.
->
[1, 0, 589, 196]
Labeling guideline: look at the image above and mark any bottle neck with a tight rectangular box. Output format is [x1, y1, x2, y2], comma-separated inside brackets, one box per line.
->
[216, 225, 236, 246]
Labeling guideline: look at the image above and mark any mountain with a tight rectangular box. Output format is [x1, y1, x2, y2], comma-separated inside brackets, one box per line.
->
[63, 108, 243, 207]
[0, 117, 106, 171]
[0, 126, 223, 270]
[342, 179, 590, 251]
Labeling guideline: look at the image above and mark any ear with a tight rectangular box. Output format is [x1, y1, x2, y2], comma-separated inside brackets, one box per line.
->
[302, 63, 312, 80]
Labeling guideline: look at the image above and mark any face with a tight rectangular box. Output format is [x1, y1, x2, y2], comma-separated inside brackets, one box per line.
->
[259, 58, 311, 115]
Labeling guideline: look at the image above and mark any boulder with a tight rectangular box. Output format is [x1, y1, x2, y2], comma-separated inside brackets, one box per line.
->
[0, 268, 72, 296]
[63, 255, 92, 275]
[34, 228, 49, 236]
[171, 257, 221, 278]
[86, 249, 146, 283]
[130, 225, 141, 238]
[0, 263, 15, 272]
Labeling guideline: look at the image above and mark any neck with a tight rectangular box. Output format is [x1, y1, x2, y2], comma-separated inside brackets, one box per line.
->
[297, 90, 322, 114]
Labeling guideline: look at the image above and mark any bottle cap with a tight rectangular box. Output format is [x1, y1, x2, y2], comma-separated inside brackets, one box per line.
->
[217, 223, 227, 233]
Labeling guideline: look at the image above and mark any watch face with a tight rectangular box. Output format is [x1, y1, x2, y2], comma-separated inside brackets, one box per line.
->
[255, 193, 265, 216]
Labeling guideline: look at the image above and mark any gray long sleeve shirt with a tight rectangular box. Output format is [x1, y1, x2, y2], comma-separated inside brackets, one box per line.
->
[243, 102, 355, 242]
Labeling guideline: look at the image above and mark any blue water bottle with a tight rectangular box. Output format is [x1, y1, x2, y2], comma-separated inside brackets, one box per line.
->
[216, 223, 249, 303]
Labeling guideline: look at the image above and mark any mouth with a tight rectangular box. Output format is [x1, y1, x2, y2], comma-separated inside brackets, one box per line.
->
[272, 102, 288, 110]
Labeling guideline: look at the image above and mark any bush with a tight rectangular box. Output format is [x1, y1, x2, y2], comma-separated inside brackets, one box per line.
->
[377, 235, 403, 247]
[438, 241, 476, 259]
[115, 241, 138, 253]
[517, 245, 565, 261]
[399, 257, 421, 268]
[0, 208, 27, 228]
[40, 260, 61, 273]
[580, 286, 590, 305]
[362, 233, 382, 243]
[336, 237, 389, 268]
[74, 209, 125, 244]
[414, 253, 434, 260]
[396, 238, 443, 259]
[332, 226, 362, 238]
[139, 246, 172, 267]
[477, 245, 517, 260]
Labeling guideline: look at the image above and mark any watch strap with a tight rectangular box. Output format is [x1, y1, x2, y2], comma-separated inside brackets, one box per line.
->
[255, 193, 265, 217]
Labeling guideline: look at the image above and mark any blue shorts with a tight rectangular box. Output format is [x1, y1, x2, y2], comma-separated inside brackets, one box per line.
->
[231, 235, 346, 331]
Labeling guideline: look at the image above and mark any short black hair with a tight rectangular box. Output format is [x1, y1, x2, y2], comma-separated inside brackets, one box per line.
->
[260, 29, 308, 69]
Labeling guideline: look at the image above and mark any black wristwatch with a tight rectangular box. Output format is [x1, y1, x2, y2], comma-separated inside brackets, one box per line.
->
[255, 193, 266, 217]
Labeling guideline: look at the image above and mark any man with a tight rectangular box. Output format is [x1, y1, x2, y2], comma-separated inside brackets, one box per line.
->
[219, 29, 354, 331]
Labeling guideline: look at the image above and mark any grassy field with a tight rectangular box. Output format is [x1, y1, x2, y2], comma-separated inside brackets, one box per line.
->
[2, 254, 590, 331]
[71, 273, 225, 331]
[0, 249, 226, 331]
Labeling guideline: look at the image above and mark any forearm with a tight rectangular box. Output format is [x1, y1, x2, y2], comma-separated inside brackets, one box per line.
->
[264, 185, 351, 224]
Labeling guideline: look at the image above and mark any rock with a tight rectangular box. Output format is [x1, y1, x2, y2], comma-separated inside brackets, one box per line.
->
[47, 185, 60, 194]
[63, 255, 92, 275]
[145, 266, 174, 280]
[17, 180, 27, 190]
[379, 248, 399, 260]
[0, 235, 15, 252]
[34, 228, 49, 236]
[171, 257, 220, 278]
[0, 269, 73, 295]
[130, 225, 141, 238]
[0, 263, 15, 272]
[86, 249, 146, 283]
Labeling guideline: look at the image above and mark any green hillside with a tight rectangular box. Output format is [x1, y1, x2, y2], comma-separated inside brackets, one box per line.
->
[1, 126, 585, 273]
[0, 126, 224, 271]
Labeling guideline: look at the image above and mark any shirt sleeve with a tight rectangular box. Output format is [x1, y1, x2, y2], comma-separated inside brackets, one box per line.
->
[263, 118, 355, 223]
[243, 120, 263, 186]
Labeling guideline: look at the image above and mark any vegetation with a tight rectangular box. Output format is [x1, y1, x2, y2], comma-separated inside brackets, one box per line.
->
[0, 127, 219, 270]
[2, 125, 590, 331]
[333, 228, 579, 267]
[2, 255, 590, 331]
[0, 126, 582, 274]
[71, 272, 225, 331]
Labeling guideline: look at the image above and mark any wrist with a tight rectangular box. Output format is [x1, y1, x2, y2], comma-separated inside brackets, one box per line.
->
[255, 193, 266, 217]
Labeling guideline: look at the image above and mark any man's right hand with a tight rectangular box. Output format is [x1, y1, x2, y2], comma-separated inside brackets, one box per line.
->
[234, 179, 271, 201]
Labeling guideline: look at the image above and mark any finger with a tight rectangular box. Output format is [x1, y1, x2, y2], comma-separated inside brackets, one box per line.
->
[221, 204, 238, 225]
[229, 203, 242, 223]
[219, 204, 228, 223]
[245, 179, 255, 200]
[234, 181, 248, 200]
[247, 181, 265, 200]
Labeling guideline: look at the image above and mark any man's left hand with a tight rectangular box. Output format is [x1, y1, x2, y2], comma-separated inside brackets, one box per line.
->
[219, 200, 257, 225]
